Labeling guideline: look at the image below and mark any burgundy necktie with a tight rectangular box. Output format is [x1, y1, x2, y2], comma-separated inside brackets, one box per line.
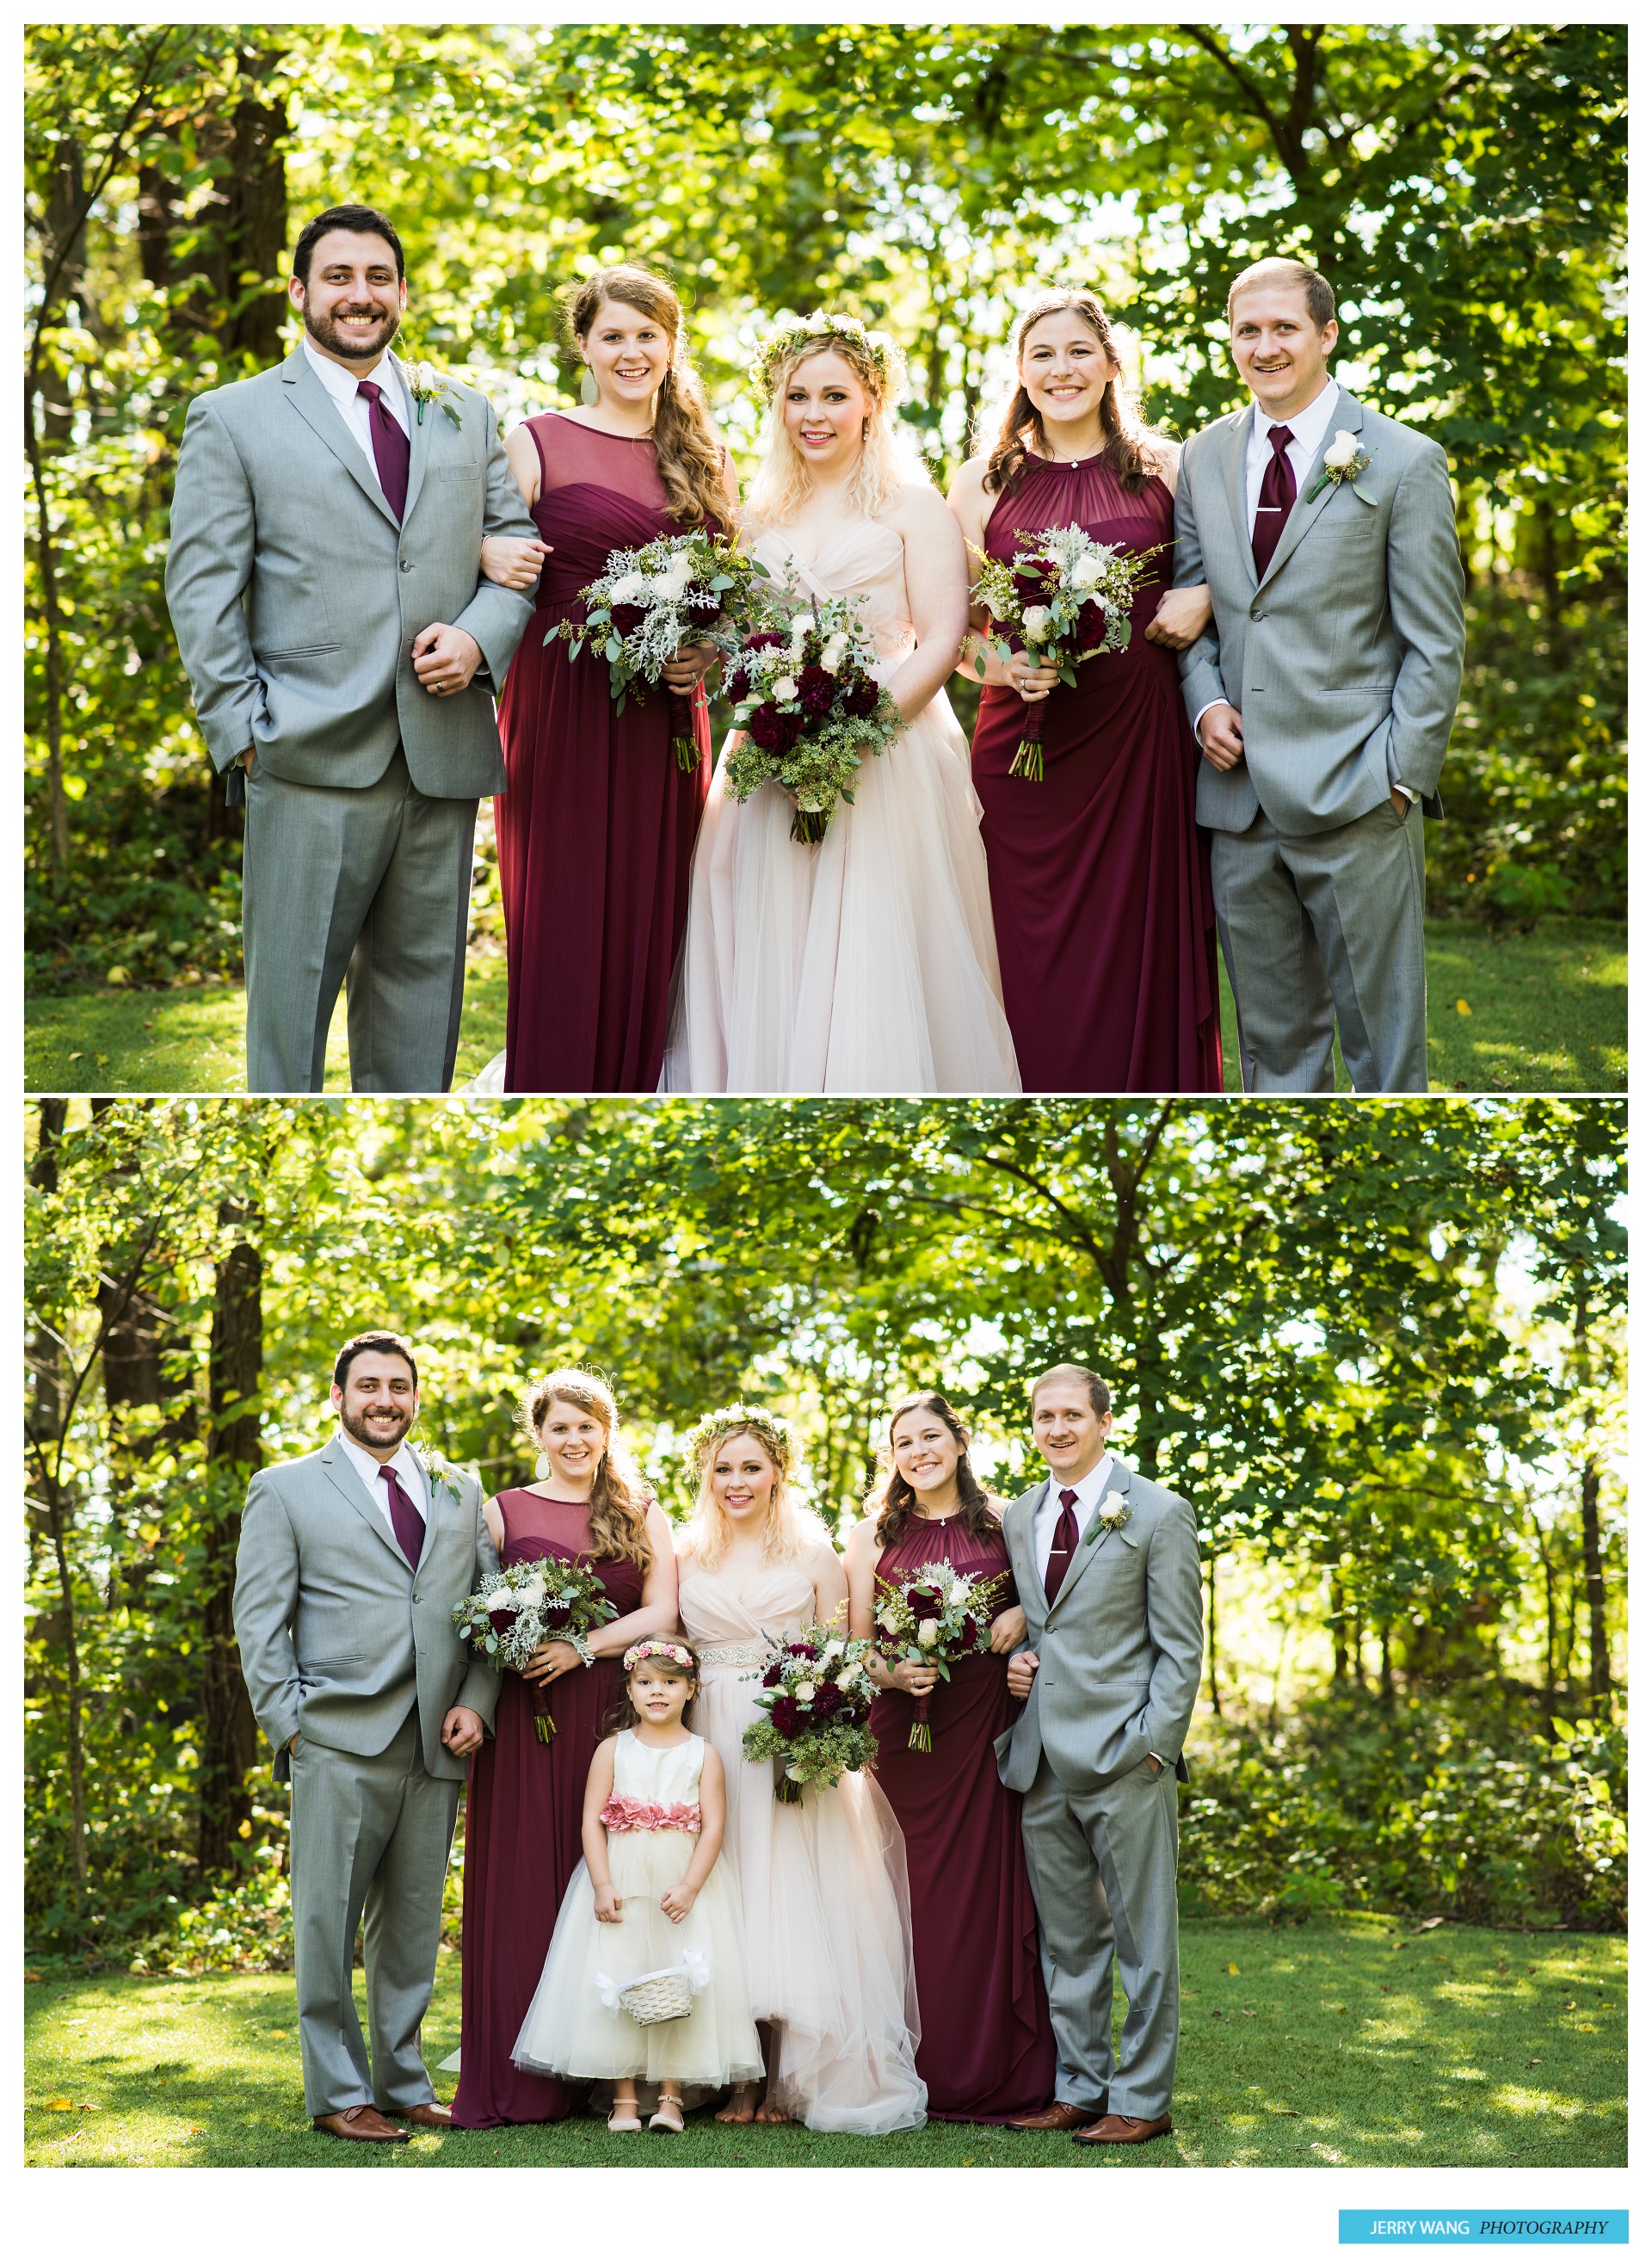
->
[1250, 423, 1296, 579]
[379, 1463, 425, 1570]
[357, 379, 410, 522]
[1044, 1487, 1081, 1605]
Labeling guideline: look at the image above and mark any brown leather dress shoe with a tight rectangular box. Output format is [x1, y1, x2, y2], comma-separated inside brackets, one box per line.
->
[381, 2101, 453, 2129]
[313, 2104, 410, 2143]
[1072, 2112, 1174, 2145]
[1008, 2101, 1105, 2132]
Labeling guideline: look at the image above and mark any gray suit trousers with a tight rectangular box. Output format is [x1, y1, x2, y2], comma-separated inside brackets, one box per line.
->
[1209, 795, 1427, 1092]
[243, 745, 476, 1093]
[288, 1706, 460, 2118]
[1021, 1753, 1180, 2120]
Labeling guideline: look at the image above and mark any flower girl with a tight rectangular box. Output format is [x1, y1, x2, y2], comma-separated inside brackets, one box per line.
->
[513, 1639, 762, 2132]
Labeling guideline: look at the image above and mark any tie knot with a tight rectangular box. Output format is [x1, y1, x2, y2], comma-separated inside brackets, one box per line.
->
[1059, 1488, 1079, 1508]
[357, 379, 383, 403]
[1268, 423, 1294, 455]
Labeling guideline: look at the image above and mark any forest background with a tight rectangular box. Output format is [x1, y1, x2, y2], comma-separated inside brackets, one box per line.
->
[24, 1095, 1625, 1977]
[24, 21, 1627, 1011]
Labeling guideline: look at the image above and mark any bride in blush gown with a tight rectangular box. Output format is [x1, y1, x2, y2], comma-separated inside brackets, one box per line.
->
[674, 1406, 928, 2133]
[662, 315, 1020, 1094]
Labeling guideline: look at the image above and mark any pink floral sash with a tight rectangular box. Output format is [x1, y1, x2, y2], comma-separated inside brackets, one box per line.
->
[600, 1795, 702, 1835]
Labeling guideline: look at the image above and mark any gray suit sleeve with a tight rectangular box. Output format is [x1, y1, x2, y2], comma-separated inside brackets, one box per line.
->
[165, 396, 262, 770]
[1141, 1494, 1204, 1763]
[231, 1471, 305, 1755]
[451, 395, 539, 686]
[1384, 441, 1465, 800]
[1172, 451, 1230, 727]
[454, 1482, 503, 1727]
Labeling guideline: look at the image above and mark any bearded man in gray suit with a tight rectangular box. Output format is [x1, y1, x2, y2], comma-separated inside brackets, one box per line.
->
[1174, 256, 1466, 1092]
[233, 1331, 501, 2143]
[997, 1364, 1203, 2147]
[166, 204, 540, 1094]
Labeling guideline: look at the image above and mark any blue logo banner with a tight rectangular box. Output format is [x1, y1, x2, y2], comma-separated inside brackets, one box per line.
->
[1339, 2218, 1628, 2248]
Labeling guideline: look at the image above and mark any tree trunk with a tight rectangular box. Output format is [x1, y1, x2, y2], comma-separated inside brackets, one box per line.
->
[1205, 1552, 1222, 1716]
[42, 1467, 89, 1897]
[1537, 1523, 1557, 1731]
[28, 1101, 84, 1892]
[197, 1202, 262, 1873]
[1579, 1453, 1612, 1712]
[1378, 1619, 1394, 1709]
[1329, 1570, 1347, 1683]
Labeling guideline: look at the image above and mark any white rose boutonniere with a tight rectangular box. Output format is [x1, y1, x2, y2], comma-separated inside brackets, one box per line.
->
[1085, 1500, 1132, 1545]
[416, 1447, 468, 1508]
[408, 360, 465, 432]
[1304, 429, 1375, 504]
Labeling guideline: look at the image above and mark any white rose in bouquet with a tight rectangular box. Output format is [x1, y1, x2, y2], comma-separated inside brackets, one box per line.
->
[1070, 554, 1105, 591]
[608, 571, 647, 604]
[794, 1680, 817, 1704]
[772, 675, 798, 702]
[916, 1619, 940, 1648]
[1020, 605, 1053, 642]
[822, 1639, 845, 1661]
[835, 1668, 860, 1692]
[819, 636, 848, 675]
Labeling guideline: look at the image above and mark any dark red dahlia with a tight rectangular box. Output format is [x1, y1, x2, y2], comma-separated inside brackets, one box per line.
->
[749, 701, 790, 752]
[487, 1604, 515, 1637]
[1077, 598, 1113, 651]
[797, 664, 838, 718]
[958, 1613, 978, 1647]
[908, 1584, 944, 1621]
[812, 1681, 843, 1718]
[747, 630, 786, 651]
[609, 603, 645, 636]
[841, 675, 880, 719]
[786, 1641, 814, 1657]
[770, 1696, 802, 1737]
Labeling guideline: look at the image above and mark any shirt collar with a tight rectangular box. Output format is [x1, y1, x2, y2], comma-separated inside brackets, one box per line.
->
[337, 1428, 422, 1501]
[1255, 379, 1339, 453]
[303, 336, 396, 404]
[1043, 1453, 1114, 1515]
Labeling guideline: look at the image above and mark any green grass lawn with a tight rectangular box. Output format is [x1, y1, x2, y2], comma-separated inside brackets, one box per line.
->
[24, 1916, 1624, 2169]
[24, 921, 1624, 1095]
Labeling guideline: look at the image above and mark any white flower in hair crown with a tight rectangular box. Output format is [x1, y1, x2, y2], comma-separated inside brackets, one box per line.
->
[749, 310, 901, 400]
[1304, 428, 1374, 503]
[407, 358, 465, 431]
[684, 1402, 794, 1480]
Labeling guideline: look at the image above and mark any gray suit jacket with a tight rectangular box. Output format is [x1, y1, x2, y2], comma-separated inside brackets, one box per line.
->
[996, 1459, 1203, 1797]
[1174, 391, 1465, 837]
[166, 348, 538, 797]
[232, 1434, 502, 1783]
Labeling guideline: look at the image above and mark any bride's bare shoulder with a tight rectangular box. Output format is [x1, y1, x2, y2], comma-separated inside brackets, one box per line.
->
[885, 479, 964, 544]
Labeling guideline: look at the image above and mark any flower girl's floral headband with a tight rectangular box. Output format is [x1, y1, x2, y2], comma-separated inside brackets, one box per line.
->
[623, 1639, 698, 1672]
[685, 1402, 795, 1482]
[749, 310, 903, 404]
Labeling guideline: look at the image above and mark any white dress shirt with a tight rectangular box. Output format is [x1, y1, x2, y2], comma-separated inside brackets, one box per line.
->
[1032, 1453, 1116, 1583]
[337, 1429, 428, 1538]
[303, 340, 410, 490]
[1243, 379, 1340, 530]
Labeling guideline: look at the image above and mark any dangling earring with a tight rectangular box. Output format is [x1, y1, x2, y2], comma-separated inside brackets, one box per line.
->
[534, 1451, 550, 1479]
[579, 364, 598, 407]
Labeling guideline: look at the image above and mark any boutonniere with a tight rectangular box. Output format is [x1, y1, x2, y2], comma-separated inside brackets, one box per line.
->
[1085, 1501, 1131, 1545]
[414, 1447, 467, 1508]
[1304, 430, 1375, 504]
[408, 360, 464, 432]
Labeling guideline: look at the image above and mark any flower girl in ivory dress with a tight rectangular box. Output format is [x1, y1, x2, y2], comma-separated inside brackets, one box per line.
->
[513, 1640, 762, 2132]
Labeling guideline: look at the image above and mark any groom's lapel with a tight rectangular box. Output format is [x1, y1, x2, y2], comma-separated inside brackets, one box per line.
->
[1255, 390, 1366, 596]
[317, 1434, 413, 1573]
[394, 352, 434, 527]
[1225, 407, 1258, 589]
[1046, 1459, 1135, 1620]
[280, 349, 403, 533]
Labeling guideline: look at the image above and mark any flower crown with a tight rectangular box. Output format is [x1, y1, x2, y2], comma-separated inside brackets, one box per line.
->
[684, 1402, 795, 1482]
[623, 1639, 697, 1673]
[749, 310, 903, 403]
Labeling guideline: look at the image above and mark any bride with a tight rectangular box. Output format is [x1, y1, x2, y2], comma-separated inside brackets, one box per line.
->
[675, 1405, 928, 2132]
[663, 314, 1021, 1093]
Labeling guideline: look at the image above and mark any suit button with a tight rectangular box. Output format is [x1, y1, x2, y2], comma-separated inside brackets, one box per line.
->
[399, 559, 413, 573]
[1250, 608, 1264, 621]
[412, 1594, 421, 1603]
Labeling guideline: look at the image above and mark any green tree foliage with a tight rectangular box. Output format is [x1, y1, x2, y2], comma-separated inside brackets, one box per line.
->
[25, 1097, 1625, 1963]
[24, 24, 1626, 988]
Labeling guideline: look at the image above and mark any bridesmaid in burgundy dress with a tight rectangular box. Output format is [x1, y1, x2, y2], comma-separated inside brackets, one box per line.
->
[949, 290, 1224, 1093]
[450, 1370, 677, 2128]
[480, 264, 740, 1092]
[845, 1391, 1056, 2121]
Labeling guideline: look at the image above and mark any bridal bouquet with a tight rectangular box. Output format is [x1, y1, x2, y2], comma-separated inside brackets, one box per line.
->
[452, 1558, 619, 1743]
[874, 1560, 1008, 1751]
[721, 594, 903, 843]
[970, 523, 1160, 780]
[546, 527, 772, 769]
[741, 1619, 878, 1802]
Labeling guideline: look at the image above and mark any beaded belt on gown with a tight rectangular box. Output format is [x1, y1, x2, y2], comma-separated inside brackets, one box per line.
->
[695, 1638, 771, 1669]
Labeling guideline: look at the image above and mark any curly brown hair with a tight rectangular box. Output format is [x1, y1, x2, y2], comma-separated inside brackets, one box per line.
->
[521, 1368, 655, 1571]
[982, 290, 1168, 499]
[865, 1391, 1000, 1549]
[567, 264, 727, 527]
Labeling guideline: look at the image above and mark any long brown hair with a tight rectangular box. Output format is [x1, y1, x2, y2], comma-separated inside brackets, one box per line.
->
[521, 1367, 654, 1571]
[982, 290, 1167, 497]
[567, 264, 727, 527]
[866, 1391, 1000, 1548]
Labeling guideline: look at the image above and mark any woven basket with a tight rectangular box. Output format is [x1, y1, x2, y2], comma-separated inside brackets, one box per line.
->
[617, 1967, 696, 2025]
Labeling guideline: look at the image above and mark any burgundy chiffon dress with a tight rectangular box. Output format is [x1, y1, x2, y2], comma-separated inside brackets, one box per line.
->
[495, 414, 714, 1093]
[869, 1514, 1056, 2122]
[449, 1492, 646, 2128]
[971, 454, 1223, 1093]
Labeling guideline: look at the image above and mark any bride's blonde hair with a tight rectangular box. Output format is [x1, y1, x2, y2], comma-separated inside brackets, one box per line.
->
[677, 1413, 828, 1569]
[746, 330, 912, 528]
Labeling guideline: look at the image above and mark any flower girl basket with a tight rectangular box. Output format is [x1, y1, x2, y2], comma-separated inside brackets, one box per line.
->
[596, 1949, 710, 2027]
